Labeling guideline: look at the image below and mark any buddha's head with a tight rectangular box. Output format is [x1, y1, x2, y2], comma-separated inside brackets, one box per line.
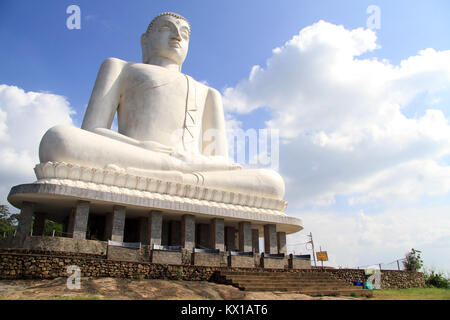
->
[141, 12, 191, 69]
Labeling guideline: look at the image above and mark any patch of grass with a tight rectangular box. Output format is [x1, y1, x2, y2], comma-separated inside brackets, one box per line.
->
[372, 287, 450, 300]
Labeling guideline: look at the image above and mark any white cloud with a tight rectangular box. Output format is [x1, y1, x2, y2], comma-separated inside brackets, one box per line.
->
[224, 20, 450, 271]
[0, 84, 75, 205]
[287, 206, 450, 270]
[223, 20, 450, 207]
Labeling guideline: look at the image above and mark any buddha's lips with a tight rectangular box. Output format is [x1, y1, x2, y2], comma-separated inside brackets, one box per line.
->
[169, 41, 181, 48]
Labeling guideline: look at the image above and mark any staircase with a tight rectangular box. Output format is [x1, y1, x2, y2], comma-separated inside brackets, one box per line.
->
[216, 270, 373, 297]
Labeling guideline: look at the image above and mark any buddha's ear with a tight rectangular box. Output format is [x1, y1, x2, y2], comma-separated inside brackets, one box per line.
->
[141, 33, 149, 64]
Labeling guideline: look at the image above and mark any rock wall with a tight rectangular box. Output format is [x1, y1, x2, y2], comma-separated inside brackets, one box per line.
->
[323, 268, 426, 289]
[0, 236, 107, 255]
[0, 249, 425, 289]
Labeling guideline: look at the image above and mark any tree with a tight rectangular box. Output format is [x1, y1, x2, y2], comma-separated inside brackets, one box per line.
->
[0, 205, 18, 236]
[403, 248, 424, 272]
[44, 219, 63, 236]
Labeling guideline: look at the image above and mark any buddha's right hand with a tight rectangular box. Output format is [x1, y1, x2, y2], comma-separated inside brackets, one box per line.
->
[139, 141, 174, 154]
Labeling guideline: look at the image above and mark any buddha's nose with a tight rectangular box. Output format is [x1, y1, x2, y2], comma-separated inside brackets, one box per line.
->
[171, 30, 182, 40]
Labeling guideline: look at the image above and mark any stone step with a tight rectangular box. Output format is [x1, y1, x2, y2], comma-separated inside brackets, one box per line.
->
[236, 283, 355, 290]
[220, 271, 324, 276]
[297, 288, 373, 297]
[223, 275, 345, 282]
[228, 279, 352, 287]
[223, 275, 337, 281]
[238, 286, 372, 297]
[216, 270, 371, 297]
[221, 272, 334, 277]
[223, 273, 335, 278]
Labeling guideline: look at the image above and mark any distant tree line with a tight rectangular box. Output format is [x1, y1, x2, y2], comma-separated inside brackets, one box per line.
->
[0, 204, 62, 237]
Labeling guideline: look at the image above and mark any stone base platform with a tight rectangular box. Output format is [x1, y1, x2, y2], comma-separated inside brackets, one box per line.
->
[8, 181, 302, 234]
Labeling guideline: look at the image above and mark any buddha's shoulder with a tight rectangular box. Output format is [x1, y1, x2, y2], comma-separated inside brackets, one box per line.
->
[187, 77, 219, 96]
[100, 57, 130, 67]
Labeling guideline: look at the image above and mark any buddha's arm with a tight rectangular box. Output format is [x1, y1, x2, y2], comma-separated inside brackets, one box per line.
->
[81, 57, 126, 132]
[201, 88, 229, 158]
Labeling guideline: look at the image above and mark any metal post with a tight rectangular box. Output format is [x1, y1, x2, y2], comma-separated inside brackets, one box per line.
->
[309, 232, 317, 267]
[320, 246, 324, 269]
[52, 230, 55, 237]
[397, 260, 400, 271]
[379, 263, 382, 270]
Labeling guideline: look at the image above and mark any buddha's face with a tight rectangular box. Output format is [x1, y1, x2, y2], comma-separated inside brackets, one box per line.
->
[142, 15, 190, 66]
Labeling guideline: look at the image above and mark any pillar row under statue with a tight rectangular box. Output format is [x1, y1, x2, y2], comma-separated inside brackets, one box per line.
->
[210, 218, 224, 251]
[111, 206, 126, 242]
[16, 201, 34, 237]
[148, 211, 162, 247]
[264, 224, 278, 254]
[181, 214, 195, 249]
[72, 201, 89, 239]
[32, 212, 46, 236]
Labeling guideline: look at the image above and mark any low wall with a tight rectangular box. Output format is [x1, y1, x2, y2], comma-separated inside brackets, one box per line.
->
[107, 246, 142, 262]
[289, 258, 311, 269]
[260, 257, 288, 269]
[0, 250, 425, 288]
[228, 255, 255, 268]
[151, 250, 182, 265]
[0, 236, 107, 255]
[323, 268, 426, 289]
[192, 252, 222, 267]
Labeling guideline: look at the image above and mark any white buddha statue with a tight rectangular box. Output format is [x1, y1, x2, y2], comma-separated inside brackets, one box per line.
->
[38, 12, 285, 201]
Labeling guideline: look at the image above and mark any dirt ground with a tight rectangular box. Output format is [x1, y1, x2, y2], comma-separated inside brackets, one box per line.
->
[0, 277, 364, 300]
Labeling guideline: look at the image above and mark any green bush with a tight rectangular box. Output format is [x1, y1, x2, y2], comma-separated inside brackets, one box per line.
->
[425, 270, 449, 289]
[0, 205, 18, 237]
[403, 248, 423, 272]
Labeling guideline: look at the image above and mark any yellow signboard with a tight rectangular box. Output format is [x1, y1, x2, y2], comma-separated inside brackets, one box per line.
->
[316, 251, 328, 261]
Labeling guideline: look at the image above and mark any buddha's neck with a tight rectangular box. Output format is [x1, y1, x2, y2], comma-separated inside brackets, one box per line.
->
[147, 56, 181, 72]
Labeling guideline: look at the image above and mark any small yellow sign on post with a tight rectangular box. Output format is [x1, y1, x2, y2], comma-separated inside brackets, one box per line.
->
[316, 251, 328, 261]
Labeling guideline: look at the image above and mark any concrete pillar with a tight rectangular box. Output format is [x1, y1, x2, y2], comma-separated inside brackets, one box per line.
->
[225, 227, 236, 251]
[238, 221, 252, 252]
[103, 212, 112, 241]
[72, 201, 90, 239]
[170, 221, 181, 246]
[62, 216, 68, 235]
[196, 224, 210, 249]
[161, 220, 170, 246]
[252, 229, 260, 253]
[111, 206, 126, 242]
[210, 218, 224, 251]
[181, 214, 195, 249]
[16, 202, 34, 237]
[264, 224, 277, 254]
[139, 217, 149, 244]
[148, 211, 163, 247]
[67, 209, 75, 237]
[277, 232, 287, 254]
[33, 212, 46, 236]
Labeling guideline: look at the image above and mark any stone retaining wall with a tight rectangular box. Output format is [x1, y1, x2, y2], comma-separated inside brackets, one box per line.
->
[0, 236, 107, 255]
[323, 268, 426, 289]
[0, 249, 425, 289]
[228, 255, 254, 268]
[151, 250, 182, 265]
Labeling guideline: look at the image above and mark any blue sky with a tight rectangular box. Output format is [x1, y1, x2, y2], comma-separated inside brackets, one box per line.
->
[1, 0, 450, 272]
[2, 0, 449, 125]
